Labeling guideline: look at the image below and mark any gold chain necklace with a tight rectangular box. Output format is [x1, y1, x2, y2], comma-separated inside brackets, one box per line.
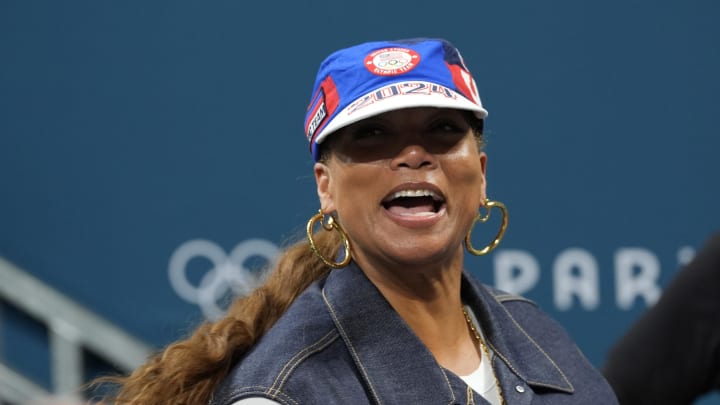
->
[462, 307, 506, 405]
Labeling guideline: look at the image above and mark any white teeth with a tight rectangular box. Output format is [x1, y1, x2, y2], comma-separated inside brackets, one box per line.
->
[389, 189, 440, 200]
[399, 211, 436, 217]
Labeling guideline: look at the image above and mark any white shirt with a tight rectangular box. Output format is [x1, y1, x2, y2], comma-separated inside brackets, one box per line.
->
[460, 305, 504, 405]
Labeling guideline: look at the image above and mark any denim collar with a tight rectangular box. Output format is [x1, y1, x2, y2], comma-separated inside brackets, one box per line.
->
[460, 274, 575, 394]
[321, 262, 573, 404]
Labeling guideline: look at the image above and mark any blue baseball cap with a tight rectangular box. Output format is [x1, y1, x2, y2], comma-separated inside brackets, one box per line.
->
[303, 38, 489, 161]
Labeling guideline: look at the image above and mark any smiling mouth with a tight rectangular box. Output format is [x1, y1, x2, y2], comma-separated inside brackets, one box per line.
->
[381, 189, 446, 216]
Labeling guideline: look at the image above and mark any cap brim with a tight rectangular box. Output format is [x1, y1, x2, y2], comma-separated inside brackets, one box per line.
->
[314, 80, 488, 145]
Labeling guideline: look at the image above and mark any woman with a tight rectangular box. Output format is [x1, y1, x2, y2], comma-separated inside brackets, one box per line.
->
[103, 38, 617, 404]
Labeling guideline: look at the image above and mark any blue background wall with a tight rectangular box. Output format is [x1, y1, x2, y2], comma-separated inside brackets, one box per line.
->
[2, 0, 719, 402]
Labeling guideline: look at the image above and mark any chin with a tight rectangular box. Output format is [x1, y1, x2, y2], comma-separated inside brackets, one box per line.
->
[386, 243, 460, 267]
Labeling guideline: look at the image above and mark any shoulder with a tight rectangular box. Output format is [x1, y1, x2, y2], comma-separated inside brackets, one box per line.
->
[463, 274, 574, 352]
[463, 273, 617, 402]
[211, 282, 352, 405]
[483, 283, 538, 306]
[464, 274, 540, 311]
[472, 278, 574, 351]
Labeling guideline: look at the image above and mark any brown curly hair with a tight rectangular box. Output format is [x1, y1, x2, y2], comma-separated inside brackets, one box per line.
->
[95, 230, 340, 404]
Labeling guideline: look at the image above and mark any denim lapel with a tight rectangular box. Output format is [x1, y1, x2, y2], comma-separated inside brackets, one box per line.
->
[321, 262, 458, 405]
[460, 273, 575, 393]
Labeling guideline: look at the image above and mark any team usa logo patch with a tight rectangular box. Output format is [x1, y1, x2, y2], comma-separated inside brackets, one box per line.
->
[364, 47, 420, 76]
[306, 96, 327, 141]
[305, 75, 340, 142]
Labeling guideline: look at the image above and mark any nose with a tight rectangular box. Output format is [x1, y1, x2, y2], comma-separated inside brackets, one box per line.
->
[390, 142, 437, 170]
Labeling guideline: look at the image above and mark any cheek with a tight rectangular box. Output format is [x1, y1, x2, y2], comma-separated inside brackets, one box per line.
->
[459, 162, 484, 183]
[449, 148, 485, 184]
[330, 165, 384, 212]
[445, 152, 486, 205]
[456, 167, 485, 206]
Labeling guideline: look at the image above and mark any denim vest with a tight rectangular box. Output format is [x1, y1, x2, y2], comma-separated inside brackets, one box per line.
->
[211, 263, 618, 404]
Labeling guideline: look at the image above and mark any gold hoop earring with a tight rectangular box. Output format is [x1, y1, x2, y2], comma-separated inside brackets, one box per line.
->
[465, 199, 508, 256]
[306, 209, 352, 269]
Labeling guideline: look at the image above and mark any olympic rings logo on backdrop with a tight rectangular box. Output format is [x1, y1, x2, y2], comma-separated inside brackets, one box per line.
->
[168, 239, 280, 320]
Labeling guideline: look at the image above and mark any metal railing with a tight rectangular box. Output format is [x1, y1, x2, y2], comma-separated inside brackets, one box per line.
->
[0, 257, 154, 404]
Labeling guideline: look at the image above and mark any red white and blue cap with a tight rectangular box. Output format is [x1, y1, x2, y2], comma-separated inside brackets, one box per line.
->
[304, 38, 488, 161]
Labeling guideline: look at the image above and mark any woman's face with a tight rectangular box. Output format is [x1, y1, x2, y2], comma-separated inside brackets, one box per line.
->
[314, 107, 487, 269]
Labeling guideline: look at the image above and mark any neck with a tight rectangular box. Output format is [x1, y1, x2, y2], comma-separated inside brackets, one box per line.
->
[392, 297, 480, 376]
[354, 253, 481, 376]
